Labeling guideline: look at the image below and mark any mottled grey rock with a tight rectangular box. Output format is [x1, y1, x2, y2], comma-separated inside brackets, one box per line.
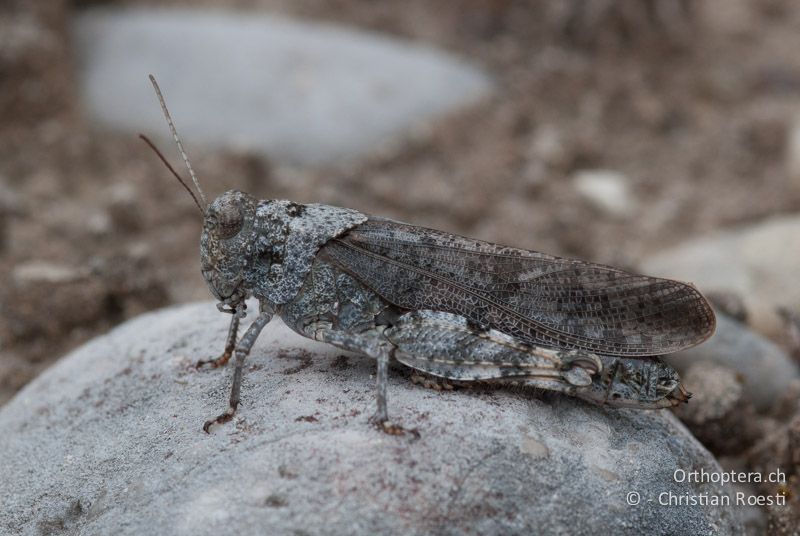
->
[676, 362, 744, 424]
[0, 302, 743, 535]
[71, 8, 492, 167]
[642, 216, 800, 339]
[666, 313, 799, 412]
[672, 362, 762, 455]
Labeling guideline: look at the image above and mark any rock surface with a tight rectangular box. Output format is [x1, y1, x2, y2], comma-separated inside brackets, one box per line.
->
[665, 313, 799, 413]
[642, 216, 800, 339]
[672, 361, 762, 455]
[71, 8, 492, 167]
[0, 302, 744, 534]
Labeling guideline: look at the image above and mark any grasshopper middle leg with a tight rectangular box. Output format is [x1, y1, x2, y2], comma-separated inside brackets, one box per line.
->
[305, 323, 408, 435]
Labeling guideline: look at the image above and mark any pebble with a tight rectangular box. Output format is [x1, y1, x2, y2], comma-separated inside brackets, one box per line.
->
[642, 215, 800, 340]
[573, 169, 636, 218]
[72, 8, 493, 167]
[665, 313, 799, 413]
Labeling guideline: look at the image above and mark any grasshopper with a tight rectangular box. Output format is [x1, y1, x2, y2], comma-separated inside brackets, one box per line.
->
[143, 76, 713, 434]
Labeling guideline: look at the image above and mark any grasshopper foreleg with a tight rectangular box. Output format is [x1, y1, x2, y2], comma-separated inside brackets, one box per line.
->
[196, 303, 246, 369]
[203, 304, 273, 432]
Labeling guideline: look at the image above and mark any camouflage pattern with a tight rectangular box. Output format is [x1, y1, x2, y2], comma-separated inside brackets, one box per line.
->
[198, 190, 714, 433]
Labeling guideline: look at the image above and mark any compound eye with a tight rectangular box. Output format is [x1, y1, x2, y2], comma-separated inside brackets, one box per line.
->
[217, 203, 243, 239]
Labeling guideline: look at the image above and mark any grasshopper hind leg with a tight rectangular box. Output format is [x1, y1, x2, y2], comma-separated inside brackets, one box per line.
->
[383, 311, 687, 409]
[383, 310, 602, 387]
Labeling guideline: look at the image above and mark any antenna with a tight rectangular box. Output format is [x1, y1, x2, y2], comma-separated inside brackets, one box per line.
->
[148, 74, 208, 207]
[139, 134, 205, 216]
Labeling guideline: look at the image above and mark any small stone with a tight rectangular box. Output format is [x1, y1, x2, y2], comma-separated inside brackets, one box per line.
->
[672, 362, 760, 455]
[527, 124, 568, 168]
[1, 254, 168, 362]
[642, 216, 800, 340]
[12, 261, 85, 285]
[72, 8, 493, 167]
[2, 264, 106, 344]
[573, 169, 636, 218]
[665, 313, 799, 413]
[677, 362, 743, 424]
[86, 210, 112, 236]
[520, 436, 549, 460]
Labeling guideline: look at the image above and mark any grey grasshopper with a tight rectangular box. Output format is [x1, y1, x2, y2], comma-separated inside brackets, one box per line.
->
[144, 76, 715, 435]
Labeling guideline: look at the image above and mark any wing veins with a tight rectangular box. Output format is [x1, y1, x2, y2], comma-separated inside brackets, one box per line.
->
[330, 238, 645, 350]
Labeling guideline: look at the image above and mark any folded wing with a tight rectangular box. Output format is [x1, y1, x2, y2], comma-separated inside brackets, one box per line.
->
[322, 218, 716, 357]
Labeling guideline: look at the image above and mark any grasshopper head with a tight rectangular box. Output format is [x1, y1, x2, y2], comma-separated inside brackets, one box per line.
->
[200, 190, 257, 306]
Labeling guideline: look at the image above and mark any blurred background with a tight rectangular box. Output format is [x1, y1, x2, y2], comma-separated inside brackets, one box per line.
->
[2, 1, 800, 525]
